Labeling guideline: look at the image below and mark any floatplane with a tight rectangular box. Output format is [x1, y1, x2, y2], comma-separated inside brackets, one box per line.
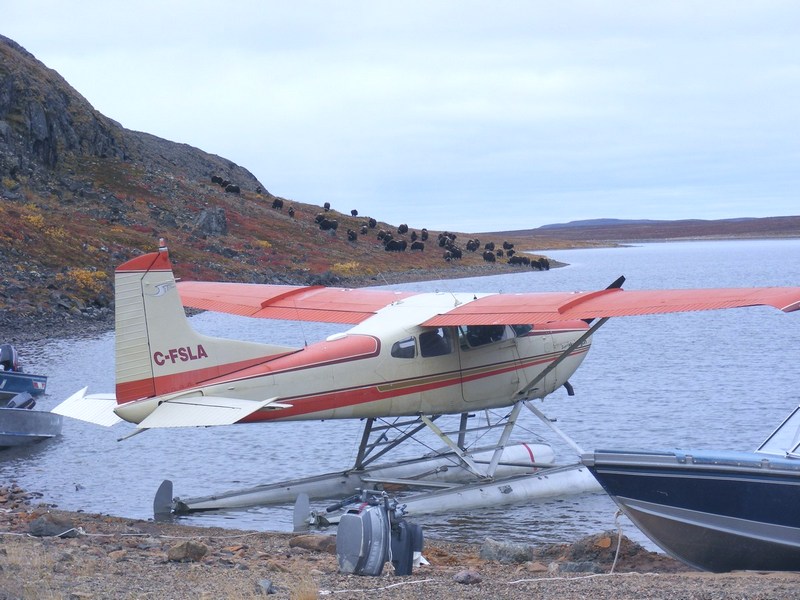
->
[54, 243, 800, 527]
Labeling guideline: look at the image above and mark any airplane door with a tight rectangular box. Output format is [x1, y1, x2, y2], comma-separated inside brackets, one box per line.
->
[458, 325, 525, 404]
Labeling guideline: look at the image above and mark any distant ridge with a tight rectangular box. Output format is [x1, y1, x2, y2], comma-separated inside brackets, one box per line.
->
[490, 216, 800, 242]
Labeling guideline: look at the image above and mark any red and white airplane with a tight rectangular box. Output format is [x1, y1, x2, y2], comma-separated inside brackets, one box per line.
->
[55, 245, 800, 516]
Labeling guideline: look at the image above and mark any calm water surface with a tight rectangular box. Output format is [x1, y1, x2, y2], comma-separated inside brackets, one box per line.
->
[3, 239, 799, 548]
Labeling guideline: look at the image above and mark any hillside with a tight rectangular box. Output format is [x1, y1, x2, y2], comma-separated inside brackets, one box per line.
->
[1, 35, 569, 336]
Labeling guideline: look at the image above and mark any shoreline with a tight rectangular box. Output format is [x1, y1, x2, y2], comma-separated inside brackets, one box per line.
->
[3, 490, 800, 599]
[4, 410, 800, 599]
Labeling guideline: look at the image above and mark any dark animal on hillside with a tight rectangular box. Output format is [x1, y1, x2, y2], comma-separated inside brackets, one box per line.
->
[506, 249, 515, 257]
[368, 217, 377, 228]
[256, 186, 262, 194]
[496, 249, 504, 257]
[347, 229, 358, 241]
[482, 250, 496, 262]
[538, 257, 550, 270]
[211, 175, 224, 185]
[484, 241, 495, 251]
[225, 184, 240, 194]
[502, 241, 514, 250]
[319, 218, 338, 231]
[360, 225, 368, 235]
[288, 206, 295, 218]
[465, 239, 480, 252]
[323, 202, 331, 211]
[272, 198, 284, 210]
[385, 239, 407, 252]
[398, 224, 409, 235]
[410, 230, 418, 242]
[377, 229, 389, 241]
[443, 246, 462, 260]
[508, 255, 530, 266]
[420, 228, 429, 241]
[315, 213, 326, 224]
[351, 209, 358, 217]
[221, 180, 231, 188]
[410, 241, 425, 251]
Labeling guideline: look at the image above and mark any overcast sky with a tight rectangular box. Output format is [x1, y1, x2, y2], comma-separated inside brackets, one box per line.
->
[5, 2, 799, 232]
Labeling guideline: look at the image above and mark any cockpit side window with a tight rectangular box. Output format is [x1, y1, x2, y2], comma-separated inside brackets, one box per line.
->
[419, 327, 453, 357]
[391, 336, 416, 359]
[459, 325, 507, 348]
[511, 324, 533, 336]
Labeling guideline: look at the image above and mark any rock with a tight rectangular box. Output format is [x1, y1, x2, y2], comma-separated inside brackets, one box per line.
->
[167, 540, 208, 562]
[479, 537, 533, 564]
[289, 534, 337, 554]
[256, 579, 277, 594]
[28, 514, 78, 538]
[453, 569, 482, 584]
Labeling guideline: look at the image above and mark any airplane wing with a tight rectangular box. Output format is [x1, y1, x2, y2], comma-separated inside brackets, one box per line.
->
[422, 287, 800, 326]
[178, 280, 800, 327]
[177, 281, 418, 324]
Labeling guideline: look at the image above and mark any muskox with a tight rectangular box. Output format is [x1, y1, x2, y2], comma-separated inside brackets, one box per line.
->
[351, 209, 358, 217]
[347, 228, 358, 241]
[385, 239, 407, 252]
[211, 175, 224, 185]
[484, 241, 495, 251]
[397, 223, 409, 235]
[225, 184, 240, 194]
[502, 241, 514, 250]
[465, 239, 480, 252]
[360, 225, 368, 235]
[410, 241, 425, 251]
[482, 250, 496, 262]
[288, 206, 295, 218]
[319, 218, 338, 231]
[323, 202, 331, 211]
[271, 198, 284, 210]
[368, 217, 377, 228]
[420, 228, 429, 241]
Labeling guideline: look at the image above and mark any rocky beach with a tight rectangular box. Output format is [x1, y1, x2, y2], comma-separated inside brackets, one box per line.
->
[2, 485, 800, 599]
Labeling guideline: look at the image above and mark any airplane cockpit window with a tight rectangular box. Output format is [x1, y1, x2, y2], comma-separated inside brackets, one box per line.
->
[511, 324, 533, 336]
[459, 325, 507, 348]
[419, 327, 453, 357]
[391, 336, 416, 359]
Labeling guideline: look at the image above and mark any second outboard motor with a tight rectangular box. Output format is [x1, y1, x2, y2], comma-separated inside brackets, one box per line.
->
[6, 392, 36, 410]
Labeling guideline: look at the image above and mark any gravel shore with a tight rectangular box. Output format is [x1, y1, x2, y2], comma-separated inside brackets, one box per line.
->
[1, 487, 799, 600]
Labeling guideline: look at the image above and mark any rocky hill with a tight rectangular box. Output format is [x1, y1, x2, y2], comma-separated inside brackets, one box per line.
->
[2, 35, 567, 336]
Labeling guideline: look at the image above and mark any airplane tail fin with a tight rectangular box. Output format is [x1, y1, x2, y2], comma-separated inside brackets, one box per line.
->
[114, 247, 297, 405]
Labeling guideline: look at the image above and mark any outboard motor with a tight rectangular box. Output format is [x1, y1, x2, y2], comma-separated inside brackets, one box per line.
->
[0, 344, 20, 372]
[335, 491, 423, 576]
[6, 392, 36, 410]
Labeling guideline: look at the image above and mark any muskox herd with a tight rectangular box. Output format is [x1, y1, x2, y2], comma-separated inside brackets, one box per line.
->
[210, 175, 240, 194]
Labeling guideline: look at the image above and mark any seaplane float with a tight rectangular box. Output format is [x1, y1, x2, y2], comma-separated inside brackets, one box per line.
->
[53, 244, 800, 527]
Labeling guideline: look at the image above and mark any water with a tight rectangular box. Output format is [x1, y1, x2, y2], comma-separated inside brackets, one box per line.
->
[3, 239, 799, 549]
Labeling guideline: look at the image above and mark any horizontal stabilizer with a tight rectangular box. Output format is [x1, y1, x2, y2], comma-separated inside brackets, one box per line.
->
[52, 387, 122, 427]
[137, 396, 291, 429]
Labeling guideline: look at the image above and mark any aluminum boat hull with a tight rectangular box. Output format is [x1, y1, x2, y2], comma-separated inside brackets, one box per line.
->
[0, 407, 63, 449]
[581, 449, 800, 572]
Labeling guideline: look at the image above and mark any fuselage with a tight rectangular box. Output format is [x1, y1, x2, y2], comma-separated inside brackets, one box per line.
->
[113, 292, 591, 424]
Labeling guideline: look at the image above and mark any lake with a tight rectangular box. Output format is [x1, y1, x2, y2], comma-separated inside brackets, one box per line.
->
[3, 239, 799, 548]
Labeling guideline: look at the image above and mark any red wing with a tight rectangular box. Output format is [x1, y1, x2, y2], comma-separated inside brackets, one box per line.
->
[177, 281, 418, 324]
[422, 287, 800, 327]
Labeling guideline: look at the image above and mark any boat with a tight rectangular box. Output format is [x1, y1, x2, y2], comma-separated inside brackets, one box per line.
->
[0, 344, 47, 401]
[581, 405, 800, 572]
[0, 392, 63, 449]
[0, 345, 60, 449]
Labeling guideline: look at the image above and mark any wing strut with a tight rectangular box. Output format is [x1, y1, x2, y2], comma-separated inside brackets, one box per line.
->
[515, 317, 611, 400]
